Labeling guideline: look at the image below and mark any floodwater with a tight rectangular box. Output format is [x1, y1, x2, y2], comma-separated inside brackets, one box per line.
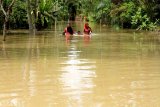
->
[0, 22, 160, 107]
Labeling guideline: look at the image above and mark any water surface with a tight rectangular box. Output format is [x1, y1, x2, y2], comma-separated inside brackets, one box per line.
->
[0, 22, 160, 107]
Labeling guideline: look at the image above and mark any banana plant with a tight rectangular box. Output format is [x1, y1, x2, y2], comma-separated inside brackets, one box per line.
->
[36, 0, 66, 29]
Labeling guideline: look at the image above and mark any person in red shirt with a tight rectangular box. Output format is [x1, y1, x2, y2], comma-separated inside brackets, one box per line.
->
[83, 22, 92, 43]
[84, 22, 92, 35]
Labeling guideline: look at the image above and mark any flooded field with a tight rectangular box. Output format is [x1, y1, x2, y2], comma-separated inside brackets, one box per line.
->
[0, 22, 160, 107]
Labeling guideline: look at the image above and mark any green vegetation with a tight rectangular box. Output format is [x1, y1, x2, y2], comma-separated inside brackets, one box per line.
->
[0, 0, 160, 34]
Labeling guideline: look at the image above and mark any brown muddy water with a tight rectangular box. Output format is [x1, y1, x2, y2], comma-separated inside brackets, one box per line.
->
[0, 22, 160, 107]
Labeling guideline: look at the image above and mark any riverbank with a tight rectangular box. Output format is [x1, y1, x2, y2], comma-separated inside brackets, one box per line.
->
[0, 29, 57, 35]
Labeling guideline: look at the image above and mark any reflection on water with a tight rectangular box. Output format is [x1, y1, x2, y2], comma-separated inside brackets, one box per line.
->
[60, 40, 96, 106]
[0, 22, 160, 107]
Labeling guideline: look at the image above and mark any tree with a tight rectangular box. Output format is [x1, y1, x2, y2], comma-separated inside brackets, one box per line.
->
[27, 0, 59, 31]
[26, 0, 40, 34]
[0, 0, 16, 41]
[26, 0, 34, 34]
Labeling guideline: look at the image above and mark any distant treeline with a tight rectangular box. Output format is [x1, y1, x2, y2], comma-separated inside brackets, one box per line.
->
[0, 0, 160, 31]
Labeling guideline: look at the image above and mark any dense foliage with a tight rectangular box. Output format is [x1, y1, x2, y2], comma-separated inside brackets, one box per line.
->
[0, 0, 160, 30]
[92, 0, 160, 30]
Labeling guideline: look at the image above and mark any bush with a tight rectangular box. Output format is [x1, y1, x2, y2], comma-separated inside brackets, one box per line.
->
[131, 7, 158, 31]
[110, 1, 136, 28]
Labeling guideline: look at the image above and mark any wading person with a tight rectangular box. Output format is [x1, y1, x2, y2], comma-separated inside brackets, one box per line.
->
[84, 22, 92, 35]
[83, 22, 92, 43]
[64, 23, 74, 40]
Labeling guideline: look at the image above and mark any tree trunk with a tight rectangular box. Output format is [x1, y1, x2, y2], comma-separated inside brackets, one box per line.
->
[26, 0, 34, 34]
[0, 0, 16, 41]
[33, 0, 40, 34]
[3, 19, 7, 41]
[27, 0, 40, 35]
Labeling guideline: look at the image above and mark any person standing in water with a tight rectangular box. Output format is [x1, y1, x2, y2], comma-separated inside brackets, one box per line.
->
[83, 22, 92, 44]
[83, 22, 92, 35]
[64, 23, 74, 40]
[64, 23, 74, 35]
